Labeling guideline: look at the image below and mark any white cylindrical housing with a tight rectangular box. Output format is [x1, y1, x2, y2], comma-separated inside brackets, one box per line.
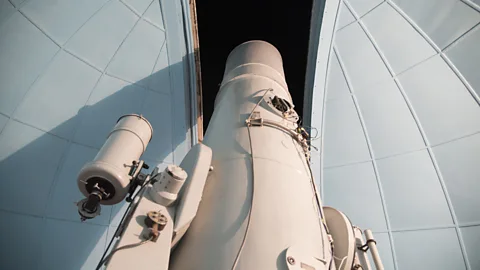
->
[170, 41, 329, 269]
[149, 165, 187, 206]
[77, 114, 153, 205]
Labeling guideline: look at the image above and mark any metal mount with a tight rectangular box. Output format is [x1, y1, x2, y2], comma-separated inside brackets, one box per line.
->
[125, 160, 149, 202]
[246, 111, 264, 126]
[263, 92, 299, 122]
[144, 210, 168, 242]
[77, 182, 111, 221]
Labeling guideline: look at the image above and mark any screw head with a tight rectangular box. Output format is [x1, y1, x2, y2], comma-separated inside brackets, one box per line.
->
[287, 256, 295, 265]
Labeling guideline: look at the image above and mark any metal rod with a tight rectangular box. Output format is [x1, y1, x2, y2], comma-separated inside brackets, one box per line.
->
[353, 227, 372, 270]
[364, 230, 384, 270]
[247, 88, 272, 121]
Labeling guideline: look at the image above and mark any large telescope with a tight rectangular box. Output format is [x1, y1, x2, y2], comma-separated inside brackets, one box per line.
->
[170, 40, 328, 269]
[75, 41, 383, 270]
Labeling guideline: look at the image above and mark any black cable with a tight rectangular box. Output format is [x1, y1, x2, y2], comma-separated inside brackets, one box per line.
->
[328, 245, 334, 270]
[98, 236, 154, 267]
[95, 201, 133, 270]
[95, 173, 158, 270]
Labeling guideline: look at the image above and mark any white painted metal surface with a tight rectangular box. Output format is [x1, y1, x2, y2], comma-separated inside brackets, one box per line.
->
[106, 189, 175, 270]
[170, 40, 331, 269]
[104, 143, 213, 269]
[172, 143, 213, 247]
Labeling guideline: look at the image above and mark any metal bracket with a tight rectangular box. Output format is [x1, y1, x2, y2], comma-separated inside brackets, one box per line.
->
[144, 210, 167, 242]
[246, 111, 263, 126]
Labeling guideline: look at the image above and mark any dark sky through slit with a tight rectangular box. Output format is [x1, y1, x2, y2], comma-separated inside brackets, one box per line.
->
[196, 0, 313, 130]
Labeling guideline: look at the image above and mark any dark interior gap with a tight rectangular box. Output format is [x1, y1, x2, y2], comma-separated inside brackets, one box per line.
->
[196, 0, 314, 130]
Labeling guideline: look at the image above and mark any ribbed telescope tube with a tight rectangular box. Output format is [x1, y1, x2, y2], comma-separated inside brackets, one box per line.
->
[170, 41, 329, 269]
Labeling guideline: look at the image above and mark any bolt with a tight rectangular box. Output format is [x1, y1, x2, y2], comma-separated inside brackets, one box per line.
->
[287, 256, 295, 265]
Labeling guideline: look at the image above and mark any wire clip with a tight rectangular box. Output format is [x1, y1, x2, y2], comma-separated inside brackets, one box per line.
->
[357, 239, 377, 252]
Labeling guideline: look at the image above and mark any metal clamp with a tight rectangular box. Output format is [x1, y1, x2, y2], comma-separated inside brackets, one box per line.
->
[144, 210, 168, 242]
[357, 239, 377, 252]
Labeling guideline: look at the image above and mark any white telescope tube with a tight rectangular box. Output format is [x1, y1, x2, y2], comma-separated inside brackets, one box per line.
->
[170, 41, 329, 270]
[77, 114, 153, 205]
